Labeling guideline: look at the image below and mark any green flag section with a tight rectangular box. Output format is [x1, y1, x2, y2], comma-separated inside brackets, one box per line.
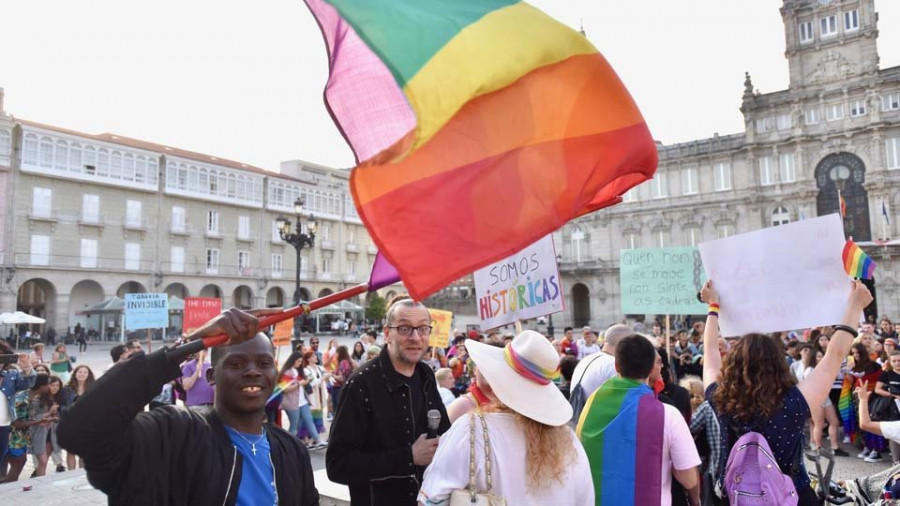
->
[619, 247, 707, 315]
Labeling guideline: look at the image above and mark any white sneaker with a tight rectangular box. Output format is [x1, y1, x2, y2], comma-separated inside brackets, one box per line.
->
[843, 436, 851, 444]
[865, 452, 883, 463]
[857, 449, 871, 459]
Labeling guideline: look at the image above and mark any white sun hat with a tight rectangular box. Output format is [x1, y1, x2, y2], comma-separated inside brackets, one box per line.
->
[466, 330, 572, 426]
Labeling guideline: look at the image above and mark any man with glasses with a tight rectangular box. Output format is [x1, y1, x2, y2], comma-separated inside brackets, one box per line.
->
[307, 337, 322, 364]
[326, 296, 450, 506]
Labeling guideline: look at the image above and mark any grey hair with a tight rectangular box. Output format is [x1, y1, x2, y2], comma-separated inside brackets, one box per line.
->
[385, 297, 428, 326]
[603, 324, 633, 349]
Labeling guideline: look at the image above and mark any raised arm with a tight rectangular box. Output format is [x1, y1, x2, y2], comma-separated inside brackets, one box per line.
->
[799, 281, 872, 409]
[857, 381, 883, 436]
[700, 280, 721, 389]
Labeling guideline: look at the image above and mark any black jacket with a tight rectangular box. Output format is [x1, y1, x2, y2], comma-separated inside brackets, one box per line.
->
[57, 348, 319, 506]
[326, 348, 451, 506]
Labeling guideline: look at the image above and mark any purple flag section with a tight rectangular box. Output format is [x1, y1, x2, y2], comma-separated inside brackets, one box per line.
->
[369, 252, 402, 291]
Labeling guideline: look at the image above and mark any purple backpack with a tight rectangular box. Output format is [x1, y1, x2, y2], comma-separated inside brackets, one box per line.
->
[722, 431, 798, 505]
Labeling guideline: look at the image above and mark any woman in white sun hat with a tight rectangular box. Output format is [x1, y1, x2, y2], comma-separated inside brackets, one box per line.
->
[418, 330, 594, 506]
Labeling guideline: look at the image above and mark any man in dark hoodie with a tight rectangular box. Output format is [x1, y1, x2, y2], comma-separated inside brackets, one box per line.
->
[58, 307, 318, 505]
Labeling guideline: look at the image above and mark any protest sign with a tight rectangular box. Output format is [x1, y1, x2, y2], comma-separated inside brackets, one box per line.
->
[124, 293, 169, 331]
[474, 235, 563, 330]
[620, 247, 708, 315]
[699, 213, 850, 337]
[428, 309, 453, 349]
[272, 318, 294, 347]
[183, 297, 222, 335]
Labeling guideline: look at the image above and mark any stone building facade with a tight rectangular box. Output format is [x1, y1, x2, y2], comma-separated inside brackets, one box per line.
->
[0, 99, 397, 334]
[551, 0, 900, 329]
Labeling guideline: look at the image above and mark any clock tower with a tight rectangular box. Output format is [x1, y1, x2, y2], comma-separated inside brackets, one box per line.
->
[781, 0, 880, 89]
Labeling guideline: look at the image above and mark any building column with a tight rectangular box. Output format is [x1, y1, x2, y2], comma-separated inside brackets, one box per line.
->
[53, 292, 70, 335]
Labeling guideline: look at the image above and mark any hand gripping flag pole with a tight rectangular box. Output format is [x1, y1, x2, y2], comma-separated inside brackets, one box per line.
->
[199, 253, 401, 350]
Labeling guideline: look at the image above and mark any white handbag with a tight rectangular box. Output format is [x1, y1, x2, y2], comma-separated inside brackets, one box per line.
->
[448, 411, 507, 506]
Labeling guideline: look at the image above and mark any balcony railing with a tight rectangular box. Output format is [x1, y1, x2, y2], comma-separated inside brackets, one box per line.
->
[28, 207, 58, 222]
[367, 245, 378, 255]
[346, 243, 359, 253]
[78, 213, 105, 227]
[15, 253, 155, 271]
[320, 240, 335, 251]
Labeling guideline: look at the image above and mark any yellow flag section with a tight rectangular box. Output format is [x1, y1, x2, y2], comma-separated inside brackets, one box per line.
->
[428, 309, 453, 349]
[272, 318, 294, 347]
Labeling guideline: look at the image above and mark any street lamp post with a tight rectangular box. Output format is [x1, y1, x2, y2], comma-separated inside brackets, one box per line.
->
[276, 197, 317, 340]
[829, 164, 850, 236]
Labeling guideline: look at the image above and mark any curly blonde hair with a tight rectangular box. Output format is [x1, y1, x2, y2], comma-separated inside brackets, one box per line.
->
[712, 333, 796, 422]
[488, 405, 574, 492]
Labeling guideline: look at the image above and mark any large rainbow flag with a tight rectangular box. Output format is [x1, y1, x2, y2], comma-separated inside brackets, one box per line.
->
[305, 0, 657, 300]
[576, 377, 664, 506]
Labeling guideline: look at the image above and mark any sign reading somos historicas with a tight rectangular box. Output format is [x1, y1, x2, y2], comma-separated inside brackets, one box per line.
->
[619, 247, 708, 316]
[474, 235, 563, 330]
[124, 293, 169, 331]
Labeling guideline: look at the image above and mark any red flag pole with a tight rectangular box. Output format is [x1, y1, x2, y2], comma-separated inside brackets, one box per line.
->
[201, 283, 369, 349]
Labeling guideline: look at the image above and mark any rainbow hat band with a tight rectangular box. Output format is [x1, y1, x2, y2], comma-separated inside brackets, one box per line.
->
[505, 343, 561, 385]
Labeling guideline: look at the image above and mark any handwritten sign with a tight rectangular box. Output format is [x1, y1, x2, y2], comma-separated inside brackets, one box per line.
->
[124, 293, 169, 331]
[620, 247, 707, 315]
[272, 318, 294, 347]
[183, 297, 222, 335]
[428, 309, 453, 349]
[474, 235, 563, 330]
[699, 213, 850, 337]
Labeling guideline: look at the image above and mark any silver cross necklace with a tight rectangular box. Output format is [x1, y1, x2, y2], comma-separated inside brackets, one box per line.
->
[230, 426, 266, 456]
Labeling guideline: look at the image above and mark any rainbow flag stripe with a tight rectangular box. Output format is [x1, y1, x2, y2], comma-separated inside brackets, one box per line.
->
[842, 240, 876, 279]
[267, 373, 295, 404]
[838, 375, 856, 443]
[306, 0, 657, 299]
[576, 377, 663, 506]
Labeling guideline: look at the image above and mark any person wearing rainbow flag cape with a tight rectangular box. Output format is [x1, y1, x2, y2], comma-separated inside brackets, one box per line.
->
[576, 334, 701, 506]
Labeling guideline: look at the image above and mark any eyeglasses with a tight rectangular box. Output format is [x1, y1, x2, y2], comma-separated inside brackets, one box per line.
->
[388, 325, 433, 337]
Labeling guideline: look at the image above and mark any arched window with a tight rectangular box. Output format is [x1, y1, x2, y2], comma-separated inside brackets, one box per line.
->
[40, 136, 54, 168]
[123, 153, 135, 181]
[23, 134, 39, 165]
[199, 168, 209, 191]
[69, 143, 82, 172]
[135, 156, 146, 183]
[772, 206, 791, 226]
[178, 164, 188, 189]
[188, 166, 199, 191]
[227, 174, 236, 198]
[209, 170, 218, 194]
[218, 173, 227, 196]
[54, 139, 68, 171]
[147, 158, 159, 185]
[97, 148, 110, 176]
[0, 129, 11, 163]
[84, 145, 97, 174]
[110, 150, 123, 179]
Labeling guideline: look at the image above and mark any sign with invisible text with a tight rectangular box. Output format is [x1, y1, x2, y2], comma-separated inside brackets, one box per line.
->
[124, 293, 169, 331]
[698, 214, 850, 337]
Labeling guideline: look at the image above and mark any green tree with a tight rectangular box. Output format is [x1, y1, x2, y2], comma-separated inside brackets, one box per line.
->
[366, 292, 387, 323]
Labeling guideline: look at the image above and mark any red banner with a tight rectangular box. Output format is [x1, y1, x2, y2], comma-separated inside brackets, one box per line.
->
[183, 297, 222, 335]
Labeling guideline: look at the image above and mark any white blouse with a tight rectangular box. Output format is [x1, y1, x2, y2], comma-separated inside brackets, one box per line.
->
[418, 412, 594, 506]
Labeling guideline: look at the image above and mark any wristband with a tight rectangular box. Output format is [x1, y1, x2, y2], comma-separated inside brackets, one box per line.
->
[708, 303, 720, 317]
[833, 324, 859, 338]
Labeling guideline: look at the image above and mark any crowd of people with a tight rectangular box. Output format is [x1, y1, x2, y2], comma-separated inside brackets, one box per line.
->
[2, 282, 900, 504]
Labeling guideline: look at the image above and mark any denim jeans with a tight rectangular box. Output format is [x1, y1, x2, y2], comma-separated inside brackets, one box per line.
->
[298, 404, 319, 442]
[284, 408, 301, 435]
[331, 385, 342, 415]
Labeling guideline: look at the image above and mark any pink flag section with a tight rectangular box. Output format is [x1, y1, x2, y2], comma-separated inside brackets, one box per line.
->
[304, 0, 416, 164]
[368, 252, 402, 292]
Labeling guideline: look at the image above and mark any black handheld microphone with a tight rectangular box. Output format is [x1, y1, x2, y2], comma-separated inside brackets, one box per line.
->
[427, 409, 441, 439]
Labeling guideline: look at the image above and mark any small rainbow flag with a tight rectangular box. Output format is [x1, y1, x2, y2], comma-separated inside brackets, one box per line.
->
[842, 240, 876, 279]
[266, 373, 295, 404]
[576, 377, 664, 505]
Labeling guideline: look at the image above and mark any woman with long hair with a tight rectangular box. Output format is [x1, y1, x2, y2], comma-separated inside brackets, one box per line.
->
[420, 331, 593, 505]
[701, 280, 871, 505]
[351, 341, 365, 364]
[28, 374, 57, 477]
[330, 345, 354, 415]
[62, 365, 95, 470]
[299, 350, 330, 446]
[277, 351, 304, 434]
[46, 376, 67, 472]
[846, 341, 888, 461]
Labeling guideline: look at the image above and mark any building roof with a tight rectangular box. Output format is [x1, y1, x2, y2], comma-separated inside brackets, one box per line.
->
[16, 118, 317, 184]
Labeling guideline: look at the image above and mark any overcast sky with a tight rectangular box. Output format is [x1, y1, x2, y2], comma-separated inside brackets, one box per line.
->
[2, 0, 898, 171]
